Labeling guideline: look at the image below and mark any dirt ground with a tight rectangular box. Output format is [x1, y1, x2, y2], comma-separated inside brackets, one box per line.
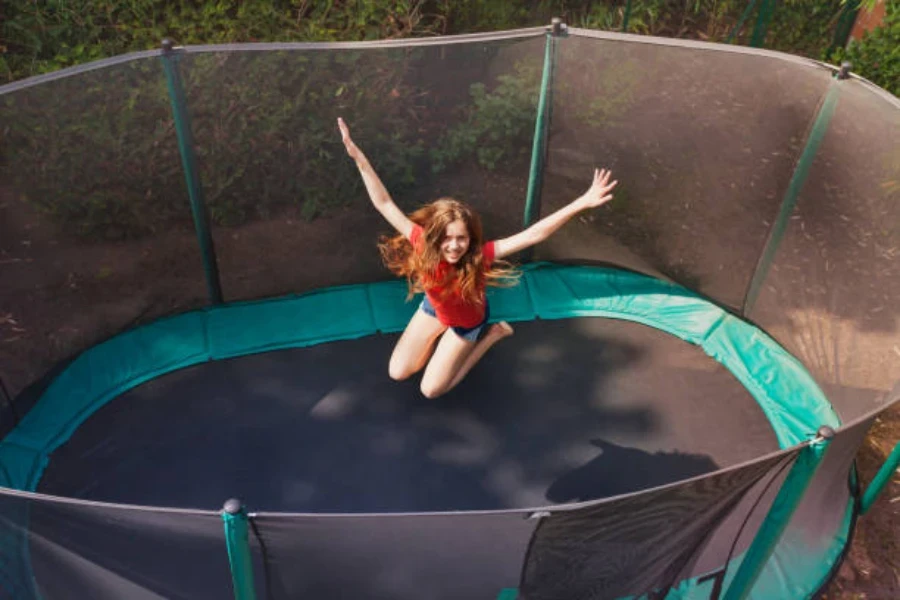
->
[823, 405, 900, 599]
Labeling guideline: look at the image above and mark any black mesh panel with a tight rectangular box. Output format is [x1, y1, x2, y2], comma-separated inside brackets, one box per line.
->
[0, 491, 234, 599]
[536, 33, 833, 312]
[0, 57, 207, 400]
[176, 35, 545, 300]
[748, 79, 900, 422]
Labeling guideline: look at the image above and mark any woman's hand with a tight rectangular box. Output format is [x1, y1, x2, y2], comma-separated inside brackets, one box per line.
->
[577, 168, 618, 209]
[338, 117, 366, 164]
[494, 168, 619, 259]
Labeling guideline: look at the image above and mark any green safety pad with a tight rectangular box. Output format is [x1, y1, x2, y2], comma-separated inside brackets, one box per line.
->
[525, 265, 723, 338]
[8, 311, 208, 448]
[368, 279, 421, 333]
[1, 311, 208, 490]
[704, 317, 836, 450]
[208, 284, 375, 360]
[0, 444, 42, 491]
[522, 264, 839, 448]
[487, 275, 536, 323]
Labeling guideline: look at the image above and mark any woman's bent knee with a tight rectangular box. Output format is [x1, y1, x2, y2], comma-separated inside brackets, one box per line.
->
[389, 360, 414, 381]
[419, 381, 446, 399]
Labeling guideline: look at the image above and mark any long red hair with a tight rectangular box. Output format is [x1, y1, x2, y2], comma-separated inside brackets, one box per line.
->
[378, 198, 517, 305]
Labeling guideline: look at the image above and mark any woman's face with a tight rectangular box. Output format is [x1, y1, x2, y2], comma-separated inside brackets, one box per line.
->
[440, 219, 471, 264]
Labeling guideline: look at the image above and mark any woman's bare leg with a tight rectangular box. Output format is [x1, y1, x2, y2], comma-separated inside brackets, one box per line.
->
[420, 322, 514, 399]
[388, 309, 447, 381]
[447, 322, 514, 391]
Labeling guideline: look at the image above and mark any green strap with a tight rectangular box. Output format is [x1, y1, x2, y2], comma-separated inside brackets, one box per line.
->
[222, 501, 258, 600]
[722, 431, 833, 600]
[160, 45, 224, 304]
[742, 77, 842, 315]
[860, 440, 900, 515]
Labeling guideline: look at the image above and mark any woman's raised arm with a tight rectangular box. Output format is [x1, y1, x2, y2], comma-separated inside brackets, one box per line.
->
[338, 117, 414, 238]
[493, 168, 617, 260]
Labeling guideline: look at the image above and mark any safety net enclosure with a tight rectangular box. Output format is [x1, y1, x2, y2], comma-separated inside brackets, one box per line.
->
[0, 20, 898, 600]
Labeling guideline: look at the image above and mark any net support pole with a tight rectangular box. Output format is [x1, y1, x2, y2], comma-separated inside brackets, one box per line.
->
[222, 498, 257, 600]
[726, 0, 761, 44]
[860, 440, 900, 515]
[521, 17, 564, 261]
[722, 426, 835, 600]
[622, 0, 633, 32]
[160, 39, 223, 305]
[829, 0, 862, 56]
[741, 63, 851, 315]
[749, 0, 777, 47]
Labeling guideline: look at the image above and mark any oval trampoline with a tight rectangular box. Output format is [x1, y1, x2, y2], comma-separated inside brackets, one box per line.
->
[30, 266, 829, 512]
[1, 20, 899, 600]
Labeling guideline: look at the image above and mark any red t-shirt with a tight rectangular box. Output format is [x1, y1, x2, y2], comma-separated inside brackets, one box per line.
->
[409, 224, 496, 328]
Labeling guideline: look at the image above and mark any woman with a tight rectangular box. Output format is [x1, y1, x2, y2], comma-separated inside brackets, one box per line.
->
[338, 117, 617, 398]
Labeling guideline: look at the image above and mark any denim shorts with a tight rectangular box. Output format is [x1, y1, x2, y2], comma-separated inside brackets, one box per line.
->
[420, 296, 490, 343]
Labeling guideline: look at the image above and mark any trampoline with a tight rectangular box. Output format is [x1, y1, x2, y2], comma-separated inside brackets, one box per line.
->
[1, 19, 899, 600]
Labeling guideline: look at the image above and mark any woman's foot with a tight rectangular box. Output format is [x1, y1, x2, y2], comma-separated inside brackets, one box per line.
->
[488, 321, 514, 341]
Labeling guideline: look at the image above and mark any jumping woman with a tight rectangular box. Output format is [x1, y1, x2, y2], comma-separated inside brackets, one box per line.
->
[338, 117, 618, 399]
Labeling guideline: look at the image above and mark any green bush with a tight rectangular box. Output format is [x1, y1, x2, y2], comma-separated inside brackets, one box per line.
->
[1, 0, 862, 85]
[179, 49, 426, 228]
[431, 61, 541, 172]
[766, 0, 845, 57]
[0, 47, 429, 239]
[832, 2, 900, 97]
[0, 40, 543, 240]
[1, 0, 451, 82]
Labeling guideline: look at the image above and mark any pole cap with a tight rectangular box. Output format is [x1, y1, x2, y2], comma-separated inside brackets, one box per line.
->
[838, 62, 852, 80]
[161, 39, 175, 53]
[816, 425, 836, 441]
[223, 498, 243, 515]
[550, 17, 566, 36]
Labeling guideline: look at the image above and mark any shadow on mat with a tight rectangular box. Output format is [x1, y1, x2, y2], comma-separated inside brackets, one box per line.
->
[545, 438, 719, 503]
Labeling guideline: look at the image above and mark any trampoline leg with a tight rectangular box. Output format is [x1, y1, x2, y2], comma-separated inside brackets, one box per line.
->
[222, 499, 258, 600]
[860, 440, 900, 515]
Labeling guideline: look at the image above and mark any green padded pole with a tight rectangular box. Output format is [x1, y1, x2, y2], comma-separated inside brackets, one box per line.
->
[160, 39, 224, 305]
[723, 426, 835, 600]
[222, 499, 258, 600]
[742, 65, 850, 315]
[522, 18, 563, 261]
[749, 0, 777, 47]
[622, 0, 633, 32]
[860, 440, 900, 515]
